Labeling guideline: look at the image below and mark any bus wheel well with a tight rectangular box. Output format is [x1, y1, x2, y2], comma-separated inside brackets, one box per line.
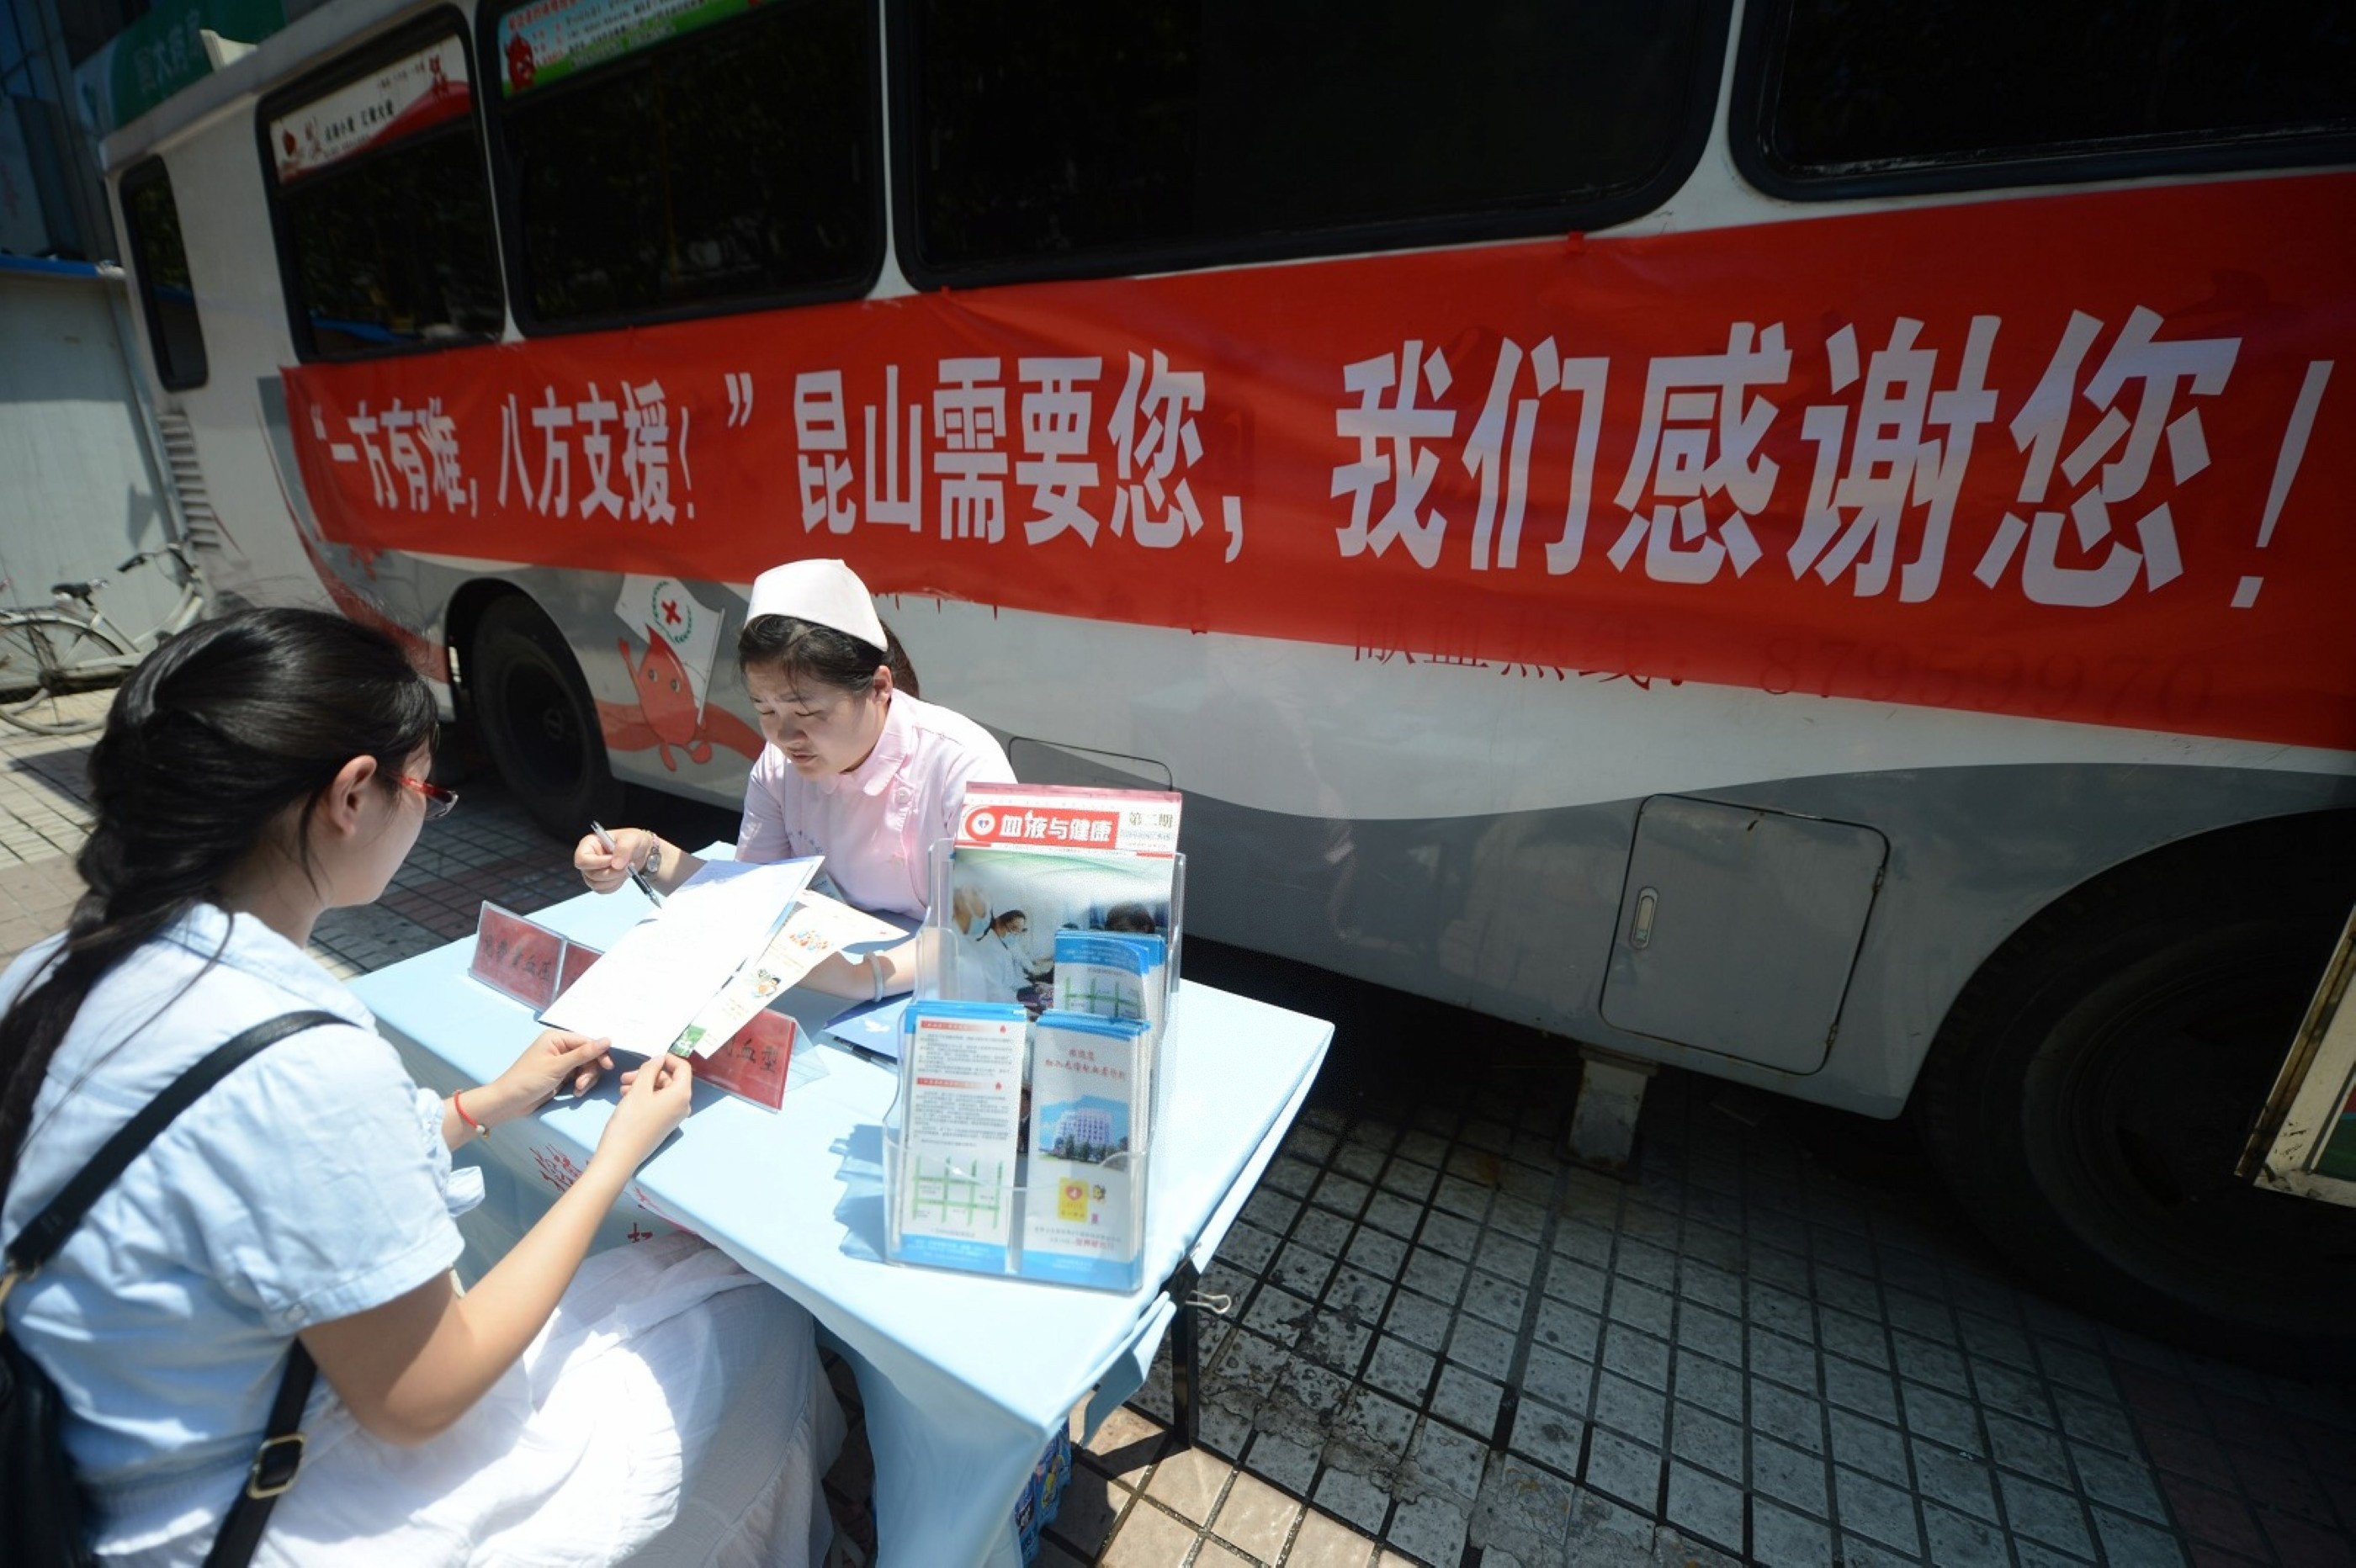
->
[454, 587, 619, 840]
[1913, 807, 2356, 1368]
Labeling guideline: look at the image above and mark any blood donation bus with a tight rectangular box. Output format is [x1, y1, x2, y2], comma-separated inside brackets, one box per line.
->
[88, 1, 2356, 1361]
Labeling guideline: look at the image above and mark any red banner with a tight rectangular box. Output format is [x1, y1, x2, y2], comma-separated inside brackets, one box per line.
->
[284, 174, 2356, 750]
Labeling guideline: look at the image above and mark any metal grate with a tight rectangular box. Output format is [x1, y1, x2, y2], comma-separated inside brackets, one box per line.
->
[155, 411, 222, 550]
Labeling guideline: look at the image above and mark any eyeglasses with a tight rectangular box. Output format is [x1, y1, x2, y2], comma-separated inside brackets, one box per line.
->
[395, 774, 460, 821]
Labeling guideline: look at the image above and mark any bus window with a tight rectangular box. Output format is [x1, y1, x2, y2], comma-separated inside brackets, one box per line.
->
[119, 158, 207, 390]
[897, 0, 1726, 289]
[481, 0, 881, 332]
[1738, 0, 2356, 199]
[259, 21, 504, 360]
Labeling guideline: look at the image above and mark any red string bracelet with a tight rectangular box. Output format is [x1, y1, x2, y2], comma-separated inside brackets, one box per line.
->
[453, 1090, 490, 1139]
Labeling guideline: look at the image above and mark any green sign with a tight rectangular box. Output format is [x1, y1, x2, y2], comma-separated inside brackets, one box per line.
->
[73, 0, 289, 137]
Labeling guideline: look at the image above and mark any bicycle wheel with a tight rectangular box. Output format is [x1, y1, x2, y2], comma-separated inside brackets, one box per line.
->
[0, 612, 134, 734]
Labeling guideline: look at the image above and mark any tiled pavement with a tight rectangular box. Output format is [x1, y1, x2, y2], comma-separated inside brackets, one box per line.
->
[7, 695, 2355, 1566]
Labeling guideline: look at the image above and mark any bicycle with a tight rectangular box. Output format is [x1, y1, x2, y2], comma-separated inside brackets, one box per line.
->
[0, 543, 209, 735]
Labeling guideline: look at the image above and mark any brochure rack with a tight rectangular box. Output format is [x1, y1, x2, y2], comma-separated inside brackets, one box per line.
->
[883, 792, 1185, 1293]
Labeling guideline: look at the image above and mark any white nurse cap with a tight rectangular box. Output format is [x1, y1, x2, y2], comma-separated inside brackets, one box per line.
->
[745, 559, 888, 650]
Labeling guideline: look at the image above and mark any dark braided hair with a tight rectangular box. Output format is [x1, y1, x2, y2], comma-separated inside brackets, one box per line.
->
[736, 613, 919, 700]
[0, 607, 436, 1194]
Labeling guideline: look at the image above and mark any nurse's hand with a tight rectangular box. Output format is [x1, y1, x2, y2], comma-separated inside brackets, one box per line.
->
[575, 827, 657, 893]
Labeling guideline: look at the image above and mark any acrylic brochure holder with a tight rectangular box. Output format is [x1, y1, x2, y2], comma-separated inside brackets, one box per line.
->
[881, 836, 1184, 1292]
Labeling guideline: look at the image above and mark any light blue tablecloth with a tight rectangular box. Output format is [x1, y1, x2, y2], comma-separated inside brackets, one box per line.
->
[348, 886, 1330, 1568]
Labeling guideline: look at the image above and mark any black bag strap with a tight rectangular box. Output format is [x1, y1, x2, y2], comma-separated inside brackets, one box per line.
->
[2, 1009, 341, 1568]
[4, 1010, 343, 1275]
[202, 1342, 316, 1568]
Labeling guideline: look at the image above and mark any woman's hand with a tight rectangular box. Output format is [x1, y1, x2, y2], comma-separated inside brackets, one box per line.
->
[596, 1052, 695, 1171]
[574, 827, 658, 893]
[477, 1030, 613, 1124]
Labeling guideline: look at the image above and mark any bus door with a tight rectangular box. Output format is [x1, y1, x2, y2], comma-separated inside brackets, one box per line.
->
[2242, 904, 2356, 1205]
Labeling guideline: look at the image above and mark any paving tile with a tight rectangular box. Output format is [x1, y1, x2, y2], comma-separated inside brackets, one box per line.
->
[1592, 1369, 1667, 1447]
[1752, 1433, 1829, 1518]
[1332, 1142, 1388, 1183]
[1245, 1428, 1321, 1495]
[1303, 1313, 1374, 1375]
[1245, 1285, 1315, 1347]
[1835, 1465, 1924, 1556]
[1517, 1327, 1592, 1412]
[1217, 1221, 1282, 1276]
[1144, 1443, 1231, 1523]
[1899, 1381, 1986, 1459]
[1288, 1128, 1340, 1163]
[1488, 1194, 1548, 1244]
[1508, 1397, 1585, 1477]
[1818, 1306, 1892, 1370]
[1748, 1243, 1813, 1296]
[1605, 1278, 1674, 1339]
[1612, 1237, 1679, 1291]
[1047, 1466, 1131, 1560]
[1828, 1407, 1909, 1487]
[1672, 1300, 1743, 1367]
[1812, 1263, 1881, 1318]
[1344, 1227, 1409, 1280]
[1748, 1327, 1817, 1394]
[1242, 1190, 1303, 1234]
[1675, 1258, 1744, 1316]
[1892, 1332, 1972, 1396]
[1676, 1352, 1743, 1422]
[1294, 1209, 1354, 1258]
[1601, 1322, 1672, 1394]
[1313, 1172, 1374, 1218]
[1910, 1436, 1998, 1523]
[1462, 1270, 1528, 1331]
[1362, 1192, 1425, 1241]
[1664, 1462, 1745, 1553]
[1429, 1365, 1503, 1439]
[1419, 1210, 1480, 1259]
[1406, 1417, 1489, 1501]
[1382, 1491, 1469, 1567]
[1958, 1310, 2038, 1372]
[1823, 1355, 1901, 1425]
[1984, 1410, 2069, 1478]
[1883, 1287, 1959, 1346]
[1363, 1336, 1435, 1406]
[1920, 1499, 2011, 1567]
[1670, 1401, 1745, 1484]
[1530, 1297, 1601, 1363]
[1446, 1316, 1517, 1382]
[1749, 1378, 1825, 1455]
[1585, 1428, 1664, 1512]
[1080, 1404, 1167, 1488]
[1313, 1465, 1392, 1536]
[1287, 1505, 1381, 1568]
[1395, 1132, 1449, 1168]
[1322, 1264, 1392, 1321]
[1266, 1157, 1321, 1198]
[1382, 1290, 1452, 1354]
[1271, 1242, 1341, 1299]
[1400, 1249, 1467, 1305]
[1746, 1281, 1817, 1343]
[1973, 1359, 2058, 1428]
[2254, 1504, 2356, 1566]
[1473, 1232, 1541, 1285]
[2000, 1470, 2097, 1559]
[1752, 1498, 1833, 1567]
[1549, 1223, 1616, 1274]
[1470, 1454, 1577, 1564]
[2093, 1505, 2191, 1568]
[2072, 1441, 2168, 1525]
[1433, 1175, 1494, 1221]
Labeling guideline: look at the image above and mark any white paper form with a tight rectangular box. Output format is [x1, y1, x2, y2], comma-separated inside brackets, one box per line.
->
[541, 857, 820, 1056]
[670, 893, 912, 1058]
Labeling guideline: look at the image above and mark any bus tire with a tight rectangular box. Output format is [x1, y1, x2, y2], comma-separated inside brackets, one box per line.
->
[1913, 811, 2356, 1372]
[470, 594, 620, 840]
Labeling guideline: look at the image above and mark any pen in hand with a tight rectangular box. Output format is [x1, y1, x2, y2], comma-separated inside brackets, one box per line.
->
[590, 820, 665, 906]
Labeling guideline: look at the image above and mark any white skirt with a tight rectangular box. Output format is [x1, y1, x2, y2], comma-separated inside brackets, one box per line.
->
[107, 1235, 844, 1568]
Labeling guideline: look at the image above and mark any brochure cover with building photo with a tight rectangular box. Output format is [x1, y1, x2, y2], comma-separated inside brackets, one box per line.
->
[937, 784, 1181, 1019]
[1021, 1011, 1150, 1290]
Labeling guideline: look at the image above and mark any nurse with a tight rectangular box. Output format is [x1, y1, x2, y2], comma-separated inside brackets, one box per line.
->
[576, 559, 1015, 997]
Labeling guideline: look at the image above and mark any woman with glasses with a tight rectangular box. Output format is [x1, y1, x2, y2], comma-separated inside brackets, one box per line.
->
[575, 558, 1016, 999]
[0, 607, 840, 1566]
